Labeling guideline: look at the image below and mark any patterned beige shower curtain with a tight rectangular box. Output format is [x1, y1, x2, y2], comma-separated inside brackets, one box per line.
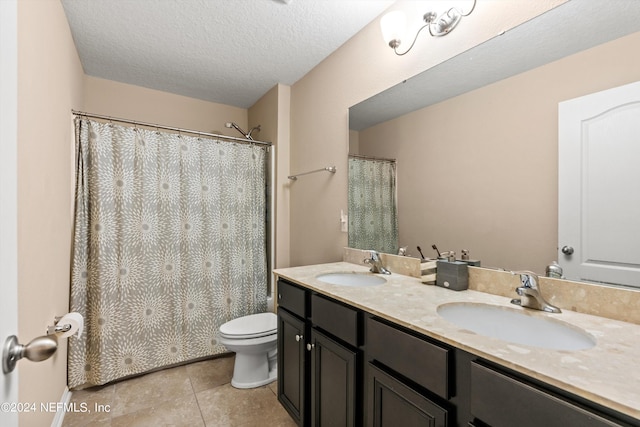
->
[348, 156, 398, 254]
[68, 118, 268, 388]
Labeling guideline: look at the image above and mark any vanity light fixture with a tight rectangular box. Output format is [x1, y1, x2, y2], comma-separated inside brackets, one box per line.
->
[380, 0, 477, 56]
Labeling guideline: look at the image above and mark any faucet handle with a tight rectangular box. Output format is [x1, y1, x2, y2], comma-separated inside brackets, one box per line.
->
[511, 270, 539, 288]
[363, 250, 378, 264]
[363, 250, 391, 275]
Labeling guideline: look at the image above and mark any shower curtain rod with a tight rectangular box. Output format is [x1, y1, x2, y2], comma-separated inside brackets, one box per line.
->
[72, 110, 272, 147]
[349, 153, 396, 163]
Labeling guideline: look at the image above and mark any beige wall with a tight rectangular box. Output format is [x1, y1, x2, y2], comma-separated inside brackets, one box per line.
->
[275, 85, 291, 269]
[348, 130, 359, 155]
[17, 1, 84, 426]
[249, 84, 292, 269]
[288, 0, 567, 266]
[83, 76, 248, 136]
[357, 31, 640, 273]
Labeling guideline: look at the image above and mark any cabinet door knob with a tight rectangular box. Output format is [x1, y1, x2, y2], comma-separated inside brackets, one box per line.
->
[295, 334, 303, 342]
[306, 343, 315, 351]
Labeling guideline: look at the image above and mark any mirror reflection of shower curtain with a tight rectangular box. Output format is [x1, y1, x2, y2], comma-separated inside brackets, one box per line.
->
[348, 156, 398, 254]
[68, 118, 268, 388]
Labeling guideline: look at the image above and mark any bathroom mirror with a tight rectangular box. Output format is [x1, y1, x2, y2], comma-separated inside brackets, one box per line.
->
[348, 0, 640, 286]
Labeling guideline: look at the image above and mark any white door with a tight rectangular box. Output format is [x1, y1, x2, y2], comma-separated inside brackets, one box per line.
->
[1, 1, 20, 426]
[558, 81, 640, 288]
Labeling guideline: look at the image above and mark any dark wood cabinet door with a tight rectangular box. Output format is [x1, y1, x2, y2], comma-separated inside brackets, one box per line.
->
[310, 329, 359, 427]
[278, 308, 307, 426]
[366, 363, 448, 427]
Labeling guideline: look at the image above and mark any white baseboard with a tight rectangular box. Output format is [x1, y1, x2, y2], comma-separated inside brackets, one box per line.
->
[50, 387, 72, 427]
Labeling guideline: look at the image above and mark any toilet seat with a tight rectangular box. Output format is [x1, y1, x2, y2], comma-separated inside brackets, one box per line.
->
[220, 312, 277, 339]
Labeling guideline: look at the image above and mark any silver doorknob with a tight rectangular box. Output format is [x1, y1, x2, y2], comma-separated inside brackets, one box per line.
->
[295, 334, 303, 342]
[3, 334, 58, 374]
[306, 343, 315, 351]
[561, 246, 574, 255]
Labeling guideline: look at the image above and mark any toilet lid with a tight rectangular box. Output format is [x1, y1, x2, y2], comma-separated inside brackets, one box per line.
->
[219, 312, 277, 338]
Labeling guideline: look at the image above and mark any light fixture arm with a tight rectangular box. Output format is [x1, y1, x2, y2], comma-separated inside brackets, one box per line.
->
[391, 22, 431, 56]
[387, 0, 477, 56]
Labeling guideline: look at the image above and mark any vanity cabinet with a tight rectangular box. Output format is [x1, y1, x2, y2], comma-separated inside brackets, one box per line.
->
[277, 278, 363, 427]
[276, 276, 638, 427]
[365, 316, 456, 426]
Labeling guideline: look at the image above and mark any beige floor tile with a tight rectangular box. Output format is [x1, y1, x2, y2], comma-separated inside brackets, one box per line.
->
[237, 412, 298, 427]
[111, 392, 204, 427]
[267, 380, 278, 396]
[63, 415, 112, 427]
[62, 359, 295, 427]
[62, 384, 115, 427]
[196, 383, 293, 427]
[111, 365, 193, 417]
[186, 354, 235, 393]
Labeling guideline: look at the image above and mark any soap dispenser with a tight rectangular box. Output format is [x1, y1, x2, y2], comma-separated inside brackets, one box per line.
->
[436, 251, 469, 291]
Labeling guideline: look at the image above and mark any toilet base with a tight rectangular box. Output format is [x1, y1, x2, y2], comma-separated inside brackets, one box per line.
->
[230, 351, 277, 389]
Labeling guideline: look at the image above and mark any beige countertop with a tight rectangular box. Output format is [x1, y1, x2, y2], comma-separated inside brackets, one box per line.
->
[273, 262, 640, 421]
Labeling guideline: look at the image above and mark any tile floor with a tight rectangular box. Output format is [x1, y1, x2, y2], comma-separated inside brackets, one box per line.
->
[62, 354, 296, 427]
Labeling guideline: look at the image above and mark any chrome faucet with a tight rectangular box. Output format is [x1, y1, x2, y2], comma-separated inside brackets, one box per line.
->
[364, 251, 391, 275]
[510, 271, 561, 313]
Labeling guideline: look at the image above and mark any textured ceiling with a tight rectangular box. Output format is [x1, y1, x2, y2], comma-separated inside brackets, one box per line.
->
[61, 0, 394, 108]
[350, 0, 640, 130]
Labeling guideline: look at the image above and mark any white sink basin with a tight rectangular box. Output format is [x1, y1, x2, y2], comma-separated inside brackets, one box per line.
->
[437, 302, 596, 351]
[316, 272, 387, 287]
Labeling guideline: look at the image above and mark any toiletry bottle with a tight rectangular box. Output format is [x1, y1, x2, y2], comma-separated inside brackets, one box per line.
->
[546, 261, 563, 279]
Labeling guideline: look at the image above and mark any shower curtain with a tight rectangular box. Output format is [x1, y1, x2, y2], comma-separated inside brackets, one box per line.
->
[68, 118, 268, 388]
[348, 156, 398, 254]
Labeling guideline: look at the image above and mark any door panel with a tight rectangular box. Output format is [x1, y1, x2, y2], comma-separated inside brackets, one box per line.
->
[559, 81, 640, 287]
[0, 1, 19, 426]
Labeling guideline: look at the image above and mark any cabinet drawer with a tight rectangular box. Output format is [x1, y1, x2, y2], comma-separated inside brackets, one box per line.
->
[311, 294, 359, 347]
[470, 362, 621, 427]
[277, 279, 307, 318]
[366, 317, 450, 399]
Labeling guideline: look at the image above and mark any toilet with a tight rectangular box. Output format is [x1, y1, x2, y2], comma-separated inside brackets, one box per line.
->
[218, 312, 278, 389]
